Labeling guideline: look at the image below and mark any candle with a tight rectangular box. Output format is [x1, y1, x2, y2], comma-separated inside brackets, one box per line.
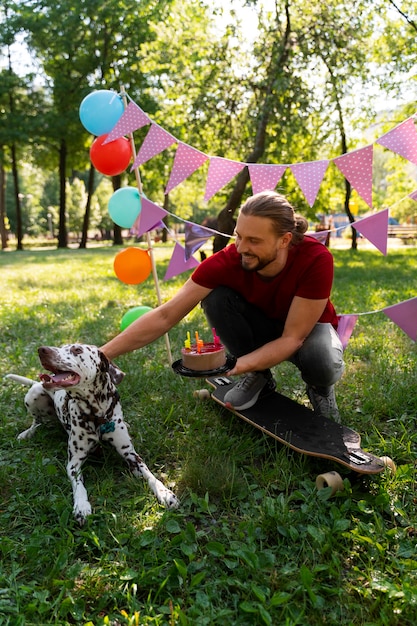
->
[184, 331, 191, 350]
[212, 327, 220, 346]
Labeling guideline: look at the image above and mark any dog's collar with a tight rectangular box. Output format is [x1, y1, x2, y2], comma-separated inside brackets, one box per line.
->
[100, 421, 115, 434]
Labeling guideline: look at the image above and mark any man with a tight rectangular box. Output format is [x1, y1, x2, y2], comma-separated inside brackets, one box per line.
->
[101, 191, 344, 421]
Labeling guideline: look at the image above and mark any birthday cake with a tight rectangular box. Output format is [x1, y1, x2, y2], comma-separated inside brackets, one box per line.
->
[181, 342, 226, 372]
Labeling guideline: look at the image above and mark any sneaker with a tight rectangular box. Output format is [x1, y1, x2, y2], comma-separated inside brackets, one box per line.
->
[306, 385, 341, 423]
[224, 370, 276, 410]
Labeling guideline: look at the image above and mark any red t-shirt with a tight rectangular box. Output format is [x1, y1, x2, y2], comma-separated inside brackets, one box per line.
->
[192, 236, 338, 327]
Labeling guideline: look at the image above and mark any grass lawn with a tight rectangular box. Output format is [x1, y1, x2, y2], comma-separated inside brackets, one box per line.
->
[0, 242, 416, 625]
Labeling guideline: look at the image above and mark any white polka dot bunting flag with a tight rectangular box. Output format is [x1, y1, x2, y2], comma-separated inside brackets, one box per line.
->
[333, 145, 374, 208]
[290, 160, 329, 207]
[247, 164, 287, 195]
[376, 118, 417, 166]
[132, 124, 176, 170]
[204, 157, 245, 202]
[165, 143, 208, 194]
[103, 101, 151, 144]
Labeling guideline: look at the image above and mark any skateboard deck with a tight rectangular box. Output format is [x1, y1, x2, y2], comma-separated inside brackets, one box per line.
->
[206, 376, 387, 475]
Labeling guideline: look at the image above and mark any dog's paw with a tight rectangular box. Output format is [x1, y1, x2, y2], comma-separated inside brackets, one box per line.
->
[73, 500, 92, 525]
[155, 481, 180, 509]
[17, 427, 38, 440]
[164, 491, 180, 509]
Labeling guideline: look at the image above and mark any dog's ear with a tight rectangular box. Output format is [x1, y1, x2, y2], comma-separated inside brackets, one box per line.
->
[108, 361, 125, 385]
[98, 350, 125, 385]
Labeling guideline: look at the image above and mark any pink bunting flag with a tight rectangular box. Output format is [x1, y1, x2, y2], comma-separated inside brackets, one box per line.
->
[165, 143, 209, 194]
[131, 124, 176, 169]
[184, 222, 216, 260]
[409, 189, 417, 202]
[376, 117, 417, 166]
[103, 101, 151, 144]
[383, 297, 417, 341]
[308, 230, 330, 245]
[204, 157, 245, 202]
[333, 145, 374, 208]
[163, 242, 199, 280]
[337, 314, 359, 350]
[247, 164, 287, 195]
[290, 160, 329, 207]
[352, 208, 389, 255]
[131, 197, 168, 238]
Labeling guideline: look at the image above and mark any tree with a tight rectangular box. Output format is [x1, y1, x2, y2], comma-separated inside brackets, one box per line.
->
[13, 0, 175, 248]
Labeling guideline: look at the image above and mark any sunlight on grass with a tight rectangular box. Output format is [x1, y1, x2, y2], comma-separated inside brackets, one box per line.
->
[1, 245, 417, 624]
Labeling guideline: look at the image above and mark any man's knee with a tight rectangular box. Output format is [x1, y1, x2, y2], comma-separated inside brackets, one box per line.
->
[295, 324, 345, 387]
[201, 286, 239, 318]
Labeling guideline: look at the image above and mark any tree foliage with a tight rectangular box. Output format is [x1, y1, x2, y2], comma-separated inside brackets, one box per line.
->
[0, 0, 416, 248]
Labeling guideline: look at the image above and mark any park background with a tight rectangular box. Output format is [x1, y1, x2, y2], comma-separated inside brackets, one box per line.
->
[1, 1, 417, 625]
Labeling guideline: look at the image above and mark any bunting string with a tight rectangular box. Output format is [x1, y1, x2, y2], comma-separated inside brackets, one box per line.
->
[107, 90, 417, 211]
[105, 90, 417, 344]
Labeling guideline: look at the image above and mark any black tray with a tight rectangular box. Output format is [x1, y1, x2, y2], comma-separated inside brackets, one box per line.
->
[172, 354, 236, 378]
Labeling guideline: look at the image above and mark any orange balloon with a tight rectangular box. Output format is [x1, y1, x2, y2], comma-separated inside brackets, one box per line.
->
[113, 248, 152, 285]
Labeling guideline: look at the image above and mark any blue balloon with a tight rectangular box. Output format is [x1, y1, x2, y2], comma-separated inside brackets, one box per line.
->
[108, 187, 142, 228]
[79, 90, 124, 136]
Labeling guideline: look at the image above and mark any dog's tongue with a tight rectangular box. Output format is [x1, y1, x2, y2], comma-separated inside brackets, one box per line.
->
[40, 371, 80, 387]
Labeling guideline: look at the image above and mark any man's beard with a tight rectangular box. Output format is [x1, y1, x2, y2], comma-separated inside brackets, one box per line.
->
[240, 252, 277, 272]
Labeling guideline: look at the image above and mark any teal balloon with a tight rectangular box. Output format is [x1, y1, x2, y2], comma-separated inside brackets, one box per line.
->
[120, 306, 153, 331]
[79, 90, 124, 136]
[108, 187, 142, 228]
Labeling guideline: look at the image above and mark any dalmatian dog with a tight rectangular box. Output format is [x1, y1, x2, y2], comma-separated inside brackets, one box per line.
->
[6, 344, 179, 524]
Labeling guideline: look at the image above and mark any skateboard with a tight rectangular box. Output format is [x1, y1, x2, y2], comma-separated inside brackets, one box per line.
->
[200, 376, 395, 494]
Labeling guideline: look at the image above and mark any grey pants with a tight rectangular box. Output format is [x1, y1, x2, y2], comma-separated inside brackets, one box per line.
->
[201, 286, 345, 389]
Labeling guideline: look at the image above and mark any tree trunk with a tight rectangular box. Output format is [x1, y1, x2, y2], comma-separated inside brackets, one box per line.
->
[58, 138, 68, 248]
[0, 160, 8, 250]
[112, 174, 123, 245]
[162, 193, 169, 243]
[327, 64, 357, 250]
[212, 1, 292, 253]
[11, 143, 23, 251]
[79, 165, 95, 248]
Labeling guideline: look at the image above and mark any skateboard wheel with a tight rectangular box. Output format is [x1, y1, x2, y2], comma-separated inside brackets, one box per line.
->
[193, 389, 210, 400]
[315, 471, 344, 495]
[379, 456, 396, 473]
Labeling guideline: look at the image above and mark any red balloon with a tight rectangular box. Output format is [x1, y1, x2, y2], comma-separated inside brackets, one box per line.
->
[113, 248, 152, 285]
[90, 134, 132, 176]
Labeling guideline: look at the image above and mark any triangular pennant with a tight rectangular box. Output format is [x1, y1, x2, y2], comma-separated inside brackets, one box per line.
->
[163, 242, 199, 280]
[308, 230, 330, 245]
[184, 222, 216, 260]
[103, 101, 151, 144]
[376, 118, 417, 166]
[383, 297, 417, 341]
[247, 164, 287, 195]
[290, 160, 329, 207]
[131, 197, 168, 237]
[409, 189, 417, 202]
[337, 314, 359, 350]
[204, 157, 245, 202]
[131, 124, 176, 169]
[333, 145, 374, 208]
[352, 208, 389, 255]
[165, 143, 208, 194]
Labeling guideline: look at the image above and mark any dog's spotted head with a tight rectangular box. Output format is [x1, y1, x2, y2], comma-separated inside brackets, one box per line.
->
[38, 344, 125, 390]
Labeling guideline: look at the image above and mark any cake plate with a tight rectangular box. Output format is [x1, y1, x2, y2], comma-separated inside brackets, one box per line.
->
[172, 355, 236, 378]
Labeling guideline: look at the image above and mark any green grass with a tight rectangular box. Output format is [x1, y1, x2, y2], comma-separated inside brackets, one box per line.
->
[1, 243, 417, 625]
